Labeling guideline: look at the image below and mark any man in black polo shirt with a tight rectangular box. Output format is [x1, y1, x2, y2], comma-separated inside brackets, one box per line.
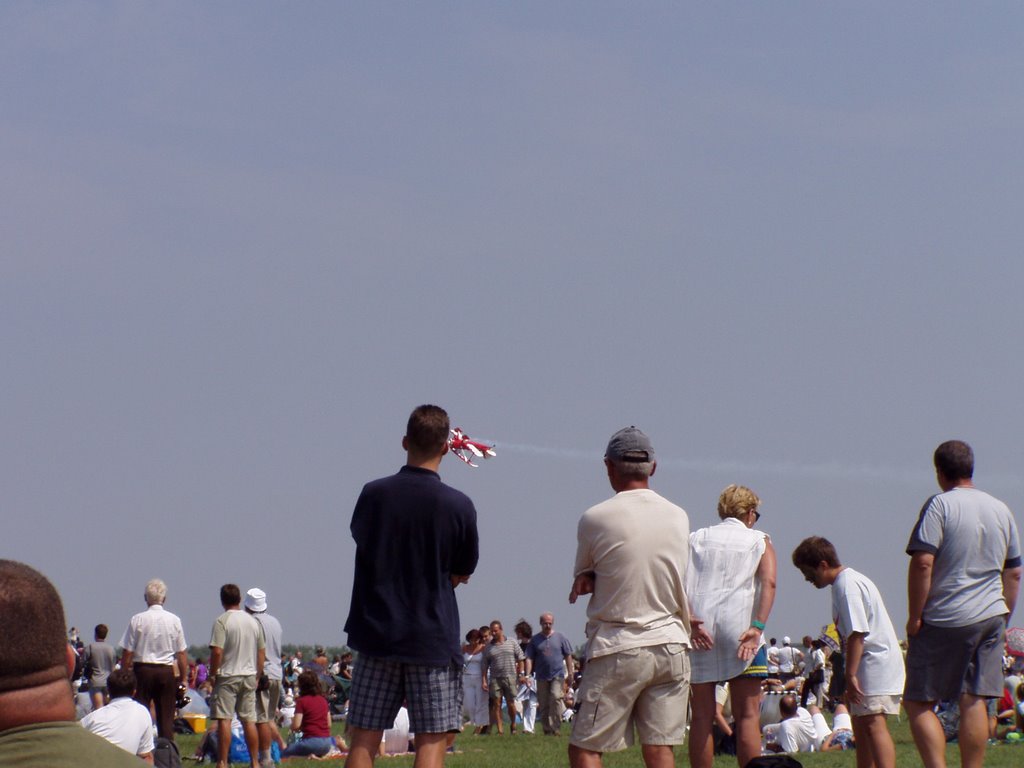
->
[344, 404, 480, 768]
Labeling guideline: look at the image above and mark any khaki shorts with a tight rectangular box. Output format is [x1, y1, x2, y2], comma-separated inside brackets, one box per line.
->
[489, 675, 517, 702]
[570, 643, 690, 752]
[210, 674, 258, 722]
[256, 678, 282, 723]
[849, 694, 901, 717]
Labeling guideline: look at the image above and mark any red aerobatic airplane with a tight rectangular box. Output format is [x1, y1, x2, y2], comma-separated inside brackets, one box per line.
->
[448, 428, 496, 468]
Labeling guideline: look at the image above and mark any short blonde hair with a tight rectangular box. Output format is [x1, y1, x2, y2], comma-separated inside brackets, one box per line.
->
[717, 484, 760, 520]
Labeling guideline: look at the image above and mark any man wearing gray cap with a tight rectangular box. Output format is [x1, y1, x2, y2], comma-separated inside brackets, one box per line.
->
[245, 588, 284, 768]
[568, 427, 692, 768]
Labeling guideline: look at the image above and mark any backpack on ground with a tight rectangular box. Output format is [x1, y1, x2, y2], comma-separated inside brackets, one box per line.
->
[153, 736, 182, 768]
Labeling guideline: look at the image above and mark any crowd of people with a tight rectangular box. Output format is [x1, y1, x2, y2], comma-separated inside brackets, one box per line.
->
[0, 405, 1020, 768]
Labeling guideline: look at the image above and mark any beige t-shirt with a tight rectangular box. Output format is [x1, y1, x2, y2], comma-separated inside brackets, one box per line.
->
[210, 609, 265, 676]
[574, 488, 691, 659]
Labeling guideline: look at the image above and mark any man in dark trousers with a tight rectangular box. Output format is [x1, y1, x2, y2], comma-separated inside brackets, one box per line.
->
[344, 404, 480, 768]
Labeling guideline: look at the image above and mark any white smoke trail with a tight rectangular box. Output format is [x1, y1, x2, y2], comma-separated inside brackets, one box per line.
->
[495, 441, 1023, 488]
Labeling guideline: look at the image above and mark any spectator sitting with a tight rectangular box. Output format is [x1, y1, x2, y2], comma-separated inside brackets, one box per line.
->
[282, 670, 344, 758]
[380, 706, 412, 755]
[80, 668, 155, 763]
[765, 694, 816, 753]
[808, 703, 855, 751]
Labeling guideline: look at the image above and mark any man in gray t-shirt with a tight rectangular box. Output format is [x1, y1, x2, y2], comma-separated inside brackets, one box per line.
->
[245, 587, 283, 768]
[481, 620, 525, 735]
[84, 624, 118, 710]
[904, 440, 1022, 768]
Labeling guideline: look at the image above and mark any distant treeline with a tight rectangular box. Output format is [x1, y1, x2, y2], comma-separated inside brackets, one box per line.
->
[186, 643, 352, 662]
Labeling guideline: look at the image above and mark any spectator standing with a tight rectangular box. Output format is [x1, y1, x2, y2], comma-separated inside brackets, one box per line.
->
[793, 536, 904, 768]
[462, 629, 489, 734]
[245, 587, 285, 767]
[766, 638, 780, 677]
[686, 484, 776, 768]
[342, 404, 480, 768]
[83, 623, 117, 710]
[482, 620, 526, 735]
[799, 639, 827, 709]
[514, 619, 538, 733]
[208, 583, 265, 768]
[568, 426, 692, 768]
[119, 578, 189, 742]
[775, 637, 803, 682]
[525, 612, 574, 736]
[903, 440, 1021, 768]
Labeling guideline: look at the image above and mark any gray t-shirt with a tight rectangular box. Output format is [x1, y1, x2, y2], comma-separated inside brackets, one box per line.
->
[482, 637, 524, 679]
[252, 612, 283, 680]
[906, 486, 1021, 627]
[84, 641, 117, 688]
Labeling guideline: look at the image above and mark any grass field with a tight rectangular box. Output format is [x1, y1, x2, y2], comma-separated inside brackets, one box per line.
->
[176, 716, 1024, 767]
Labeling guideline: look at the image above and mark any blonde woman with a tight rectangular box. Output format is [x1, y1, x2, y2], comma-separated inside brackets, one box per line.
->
[686, 485, 777, 768]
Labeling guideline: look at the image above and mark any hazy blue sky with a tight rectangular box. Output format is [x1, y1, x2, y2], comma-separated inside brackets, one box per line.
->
[3, 3, 1022, 650]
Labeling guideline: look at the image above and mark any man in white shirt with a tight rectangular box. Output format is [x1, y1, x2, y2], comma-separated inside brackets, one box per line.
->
[766, 638, 780, 677]
[775, 638, 804, 682]
[119, 578, 189, 742]
[81, 668, 155, 763]
[766, 695, 816, 753]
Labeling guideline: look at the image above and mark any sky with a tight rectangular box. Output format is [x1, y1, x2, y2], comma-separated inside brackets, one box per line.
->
[2, 3, 1022, 651]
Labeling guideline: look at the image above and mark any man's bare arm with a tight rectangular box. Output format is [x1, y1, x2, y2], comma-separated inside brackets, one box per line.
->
[569, 572, 594, 604]
[208, 646, 223, 679]
[907, 551, 934, 638]
[1003, 565, 1022, 619]
[175, 650, 189, 686]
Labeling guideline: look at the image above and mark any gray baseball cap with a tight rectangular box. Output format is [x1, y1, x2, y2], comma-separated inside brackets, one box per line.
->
[605, 426, 655, 462]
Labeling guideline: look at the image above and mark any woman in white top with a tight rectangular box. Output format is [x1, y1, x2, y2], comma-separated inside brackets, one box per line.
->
[461, 628, 490, 733]
[686, 484, 777, 768]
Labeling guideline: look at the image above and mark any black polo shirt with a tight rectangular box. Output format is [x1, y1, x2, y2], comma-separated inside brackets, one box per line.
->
[344, 465, 479, 666]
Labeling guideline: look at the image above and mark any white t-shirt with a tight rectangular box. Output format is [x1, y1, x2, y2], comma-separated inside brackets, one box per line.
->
[81, 697, 155, 757]
[776, 646, 802, 674]
[831, 567, 905, 696]
[777, 707, 817, 752]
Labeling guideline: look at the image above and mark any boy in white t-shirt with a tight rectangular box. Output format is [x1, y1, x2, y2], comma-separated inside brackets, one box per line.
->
[792, 536, 905, 768]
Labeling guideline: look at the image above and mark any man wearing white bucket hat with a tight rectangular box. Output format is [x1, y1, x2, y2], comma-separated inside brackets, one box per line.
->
[245, 588, 284, 768]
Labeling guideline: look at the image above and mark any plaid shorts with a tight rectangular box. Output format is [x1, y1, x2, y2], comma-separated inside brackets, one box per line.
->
[348, 655, 463, 734]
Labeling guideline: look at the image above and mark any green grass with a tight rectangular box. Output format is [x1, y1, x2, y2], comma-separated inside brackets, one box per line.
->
[176, 717, 1024, 767]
